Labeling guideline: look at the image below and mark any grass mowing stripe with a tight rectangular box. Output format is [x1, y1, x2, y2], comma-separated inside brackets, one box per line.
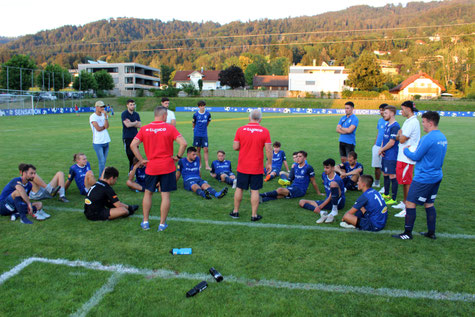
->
[70, 272, 123, 317]
[48, 206, 475, 240]
[3, 257, 474, 303]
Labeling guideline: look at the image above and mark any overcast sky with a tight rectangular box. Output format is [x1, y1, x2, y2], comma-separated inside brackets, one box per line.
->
[2, 0, 435, 37]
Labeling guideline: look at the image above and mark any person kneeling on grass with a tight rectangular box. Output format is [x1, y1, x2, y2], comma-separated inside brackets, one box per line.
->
[84, 167, 138, 221]
[210, 150, 237, 189]
[126, 157, 146, 192]
[177, 147, 228, 199]
[260, 151, 321, 202]
[340, 175, 388, 231]
[299, 158, 345, 224]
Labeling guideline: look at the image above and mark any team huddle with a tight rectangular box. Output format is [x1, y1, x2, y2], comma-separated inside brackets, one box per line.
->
[0, 98, 447, 240]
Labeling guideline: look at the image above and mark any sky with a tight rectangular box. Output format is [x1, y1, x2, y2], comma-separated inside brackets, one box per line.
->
[2, 0, 435, 37]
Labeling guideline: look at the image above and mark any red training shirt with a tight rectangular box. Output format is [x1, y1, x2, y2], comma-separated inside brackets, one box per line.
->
[234, 122, 271, 174]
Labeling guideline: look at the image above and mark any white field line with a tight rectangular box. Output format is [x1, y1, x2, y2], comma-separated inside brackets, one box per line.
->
[50, 206, 475, 240]
[1, 257, 474, 302]
[70, 272, 123, 317]
[0, 257, 37, 285]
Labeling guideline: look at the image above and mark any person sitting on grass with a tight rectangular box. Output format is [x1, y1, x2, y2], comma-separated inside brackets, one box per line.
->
[177, 147, 228, 199]
[18, 163, 69, 203]
[334, 151, 364, 191]
[260, 151, 321, 202]
[210, 150, 237, 189]
[264, 141, 290, 182]
[126, 157, 146, 192]
[299, 158, 345, 224]
[65, 153, 97, 196]
[84, 167, 138, 221]
[278, 152, 299, 186]
[340, 174, 388, 231]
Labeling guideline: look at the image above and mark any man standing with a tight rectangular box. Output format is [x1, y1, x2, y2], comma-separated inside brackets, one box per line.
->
[230, 109, 272, 221]
[130, 106, 187, 232]
[393, 101, 421, 218]
[192, 100, 212, 170]
[336, 101, 359, 163]
[392, 111, 447, 240]
[372, 104, 387, 188]
[90, 101, 111, 177]
[121, 99, 141, 170]
[161, 97, 176, 126]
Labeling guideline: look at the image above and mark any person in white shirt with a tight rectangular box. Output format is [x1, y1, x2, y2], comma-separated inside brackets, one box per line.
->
[161, 97, 176, 126]
[89, 101, 111, 177]
[393, 100, 421, 217]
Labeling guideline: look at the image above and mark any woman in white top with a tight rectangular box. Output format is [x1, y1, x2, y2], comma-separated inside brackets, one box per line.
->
[89, 101, 111, 177]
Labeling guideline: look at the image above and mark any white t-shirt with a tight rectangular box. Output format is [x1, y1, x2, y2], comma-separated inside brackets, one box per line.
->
[166, 109, 176, 124]
[89, 112, 111, 144]
[397, 115, 420, 164]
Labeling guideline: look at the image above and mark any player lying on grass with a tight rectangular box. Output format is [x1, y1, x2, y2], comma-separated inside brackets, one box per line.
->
[65, 153, 97, 196]
[339, 175, 388, 231]
[260, 151, 321, 202]
[126, 157, 146, 192]
[264, 141, 290, 182]
[278, 152, 299, 185]
[0, 164, 46, 224]
[177, 147, 228, 199]
[84, 167, 138, 221]
[334, 151, 364, 191]
[299, 158, 346, 224]
[210, 150, 237, 189]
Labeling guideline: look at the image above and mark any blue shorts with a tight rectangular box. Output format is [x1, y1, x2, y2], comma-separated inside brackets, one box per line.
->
[184, 179, 207, 191]
[354, 210, 383, 232]
[407, 180, 441, 205]
[382, 159, 397, 175]
[237, 172, 263, 190]
[343, 177, 358, 190]
[193, 136, 208, 148]
[215, 172, 234, 181]
[286, 186, 306, 198]
[0, 196, 16, 216]
[316, 196, 345, 211]
[144, 171, 177, 192]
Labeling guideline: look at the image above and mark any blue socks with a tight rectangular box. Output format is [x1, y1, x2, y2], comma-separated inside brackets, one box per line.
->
[280, 174, 288, 180]
[262, 190, 278, 198]
[303, 203, 315, 211]
[224, 176, 233, 185]
[404, 207, 417, 234]
[384, 176, 390, 195]
[13, 197, 28, 215]
[391, 178, 398, 200]
[330, 187, 339, 206]
[196, 189, 205, 198]
[425, 206, 437, 234]
[207, 187, 217, 196]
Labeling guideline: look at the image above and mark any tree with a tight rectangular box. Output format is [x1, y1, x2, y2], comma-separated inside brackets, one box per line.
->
[73, 70, 97, 91]
[198, 79, 203, 92]
[219, 66, 245, 89]
[347, 51, 385, 91]
[244, 63, 259, 87]
[160, 65, 174, 86]
[0, 54, 37, 91]
[94, 70, 114, 91]
[269, 57, 290, 75]
[36, 64, 72, 91]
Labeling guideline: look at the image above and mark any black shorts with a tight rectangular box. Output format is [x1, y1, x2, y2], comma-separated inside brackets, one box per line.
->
[236, 172, 263, 190]
[145, 171, 177, 192]
[84, 208, 110, 221]
[339, 142, 355, 158]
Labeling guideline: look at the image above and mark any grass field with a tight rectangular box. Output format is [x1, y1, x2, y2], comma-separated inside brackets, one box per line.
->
[0, 111, 474, 316]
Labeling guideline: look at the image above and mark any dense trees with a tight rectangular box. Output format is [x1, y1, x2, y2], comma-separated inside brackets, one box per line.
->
[348, 51, 385, 91]
[219, 66, 245, 89]
[0, 55, 37, 91]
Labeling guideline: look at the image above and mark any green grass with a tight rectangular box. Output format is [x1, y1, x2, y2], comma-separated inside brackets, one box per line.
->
[0, 112, 474, 316]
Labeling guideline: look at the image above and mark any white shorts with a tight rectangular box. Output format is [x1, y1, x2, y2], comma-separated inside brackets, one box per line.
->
[372, 145, 382, 168]
[29, 186, 52, 200]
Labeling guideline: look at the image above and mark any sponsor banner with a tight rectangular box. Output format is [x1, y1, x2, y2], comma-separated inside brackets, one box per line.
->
[0, 107, 95, 116]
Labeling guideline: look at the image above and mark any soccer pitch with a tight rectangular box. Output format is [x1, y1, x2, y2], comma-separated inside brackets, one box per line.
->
[0, 111, 474, 316]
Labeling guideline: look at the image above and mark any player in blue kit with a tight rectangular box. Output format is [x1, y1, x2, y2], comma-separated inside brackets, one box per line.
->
[336, 101, 359, 163]
[260, 151, 321, 202]
[264, 141, 290, 182]
[378, 105, 400, 205]
[177, 147, 228, 199]
[372, 104, 387, 188]
[335, 151, 364, 190]
[210, 150, 237, 189]
[126, 157, 146, 192]
[192, 100, 212, 170]
[392, 111, 447, 240]
[65, 153, 97, 196]
[340, 175, 388, 231]
[299, 158, 345, 224]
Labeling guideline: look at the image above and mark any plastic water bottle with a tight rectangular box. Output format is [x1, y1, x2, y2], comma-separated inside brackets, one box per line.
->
[186, 281, 208, 297]
[170, 248, 192, 255]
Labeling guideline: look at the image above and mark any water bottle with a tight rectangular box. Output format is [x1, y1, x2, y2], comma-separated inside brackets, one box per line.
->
[170, 248, 192, 255]
[186, 281, 208, 297]
[209, 267, 223, 282]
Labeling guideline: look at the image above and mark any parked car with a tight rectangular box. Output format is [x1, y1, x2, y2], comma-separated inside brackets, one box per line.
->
[39, 93, 57, 101]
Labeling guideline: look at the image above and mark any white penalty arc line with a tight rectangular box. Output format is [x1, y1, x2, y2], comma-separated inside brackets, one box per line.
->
[49, 206, 475, 240]
[1, 257, 474, 302]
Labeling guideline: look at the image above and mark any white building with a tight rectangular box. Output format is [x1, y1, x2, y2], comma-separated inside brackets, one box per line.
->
[390, 72, 445, 100]
[173, 70, 225, 90]
[288, 62, 350, 93]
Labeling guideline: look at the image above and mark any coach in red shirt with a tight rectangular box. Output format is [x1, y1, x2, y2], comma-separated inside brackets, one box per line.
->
[130, 106, 187, 232]
[230, 109, 273, 221]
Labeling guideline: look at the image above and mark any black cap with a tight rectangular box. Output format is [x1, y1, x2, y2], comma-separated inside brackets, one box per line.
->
[401, 100, 419, 112]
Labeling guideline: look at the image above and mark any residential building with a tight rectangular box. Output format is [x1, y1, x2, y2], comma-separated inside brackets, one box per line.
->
[389, 72, 445, 100]
[173, 70, 225, 90]
[253, 75, 288, 90]
[378, 60, 399, 75]
[288, 63, 349, 93]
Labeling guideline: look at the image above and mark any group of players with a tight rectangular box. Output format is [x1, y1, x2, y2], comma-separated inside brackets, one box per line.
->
[0, 98, 447, 240]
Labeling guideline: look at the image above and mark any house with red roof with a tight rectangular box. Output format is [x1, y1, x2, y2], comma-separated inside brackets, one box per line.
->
[173, 70, 226, 90]
[253, 75, 288, 90]
[389, 72, 445, 100]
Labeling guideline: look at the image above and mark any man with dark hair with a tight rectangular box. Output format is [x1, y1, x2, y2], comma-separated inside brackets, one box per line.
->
[210, 150, 237, 189]
[84, 167, 138, 221]
[122, 99, 141, 169]
[161, 97, 176, 126]
[335, 151, 364, 190]
[392, 111, 447, 240]
[340, 175, 388, 231]
[372, 104, 387, 188]
[336, 101, 359, 163]
[264, 141, 290, 182]
[299, 158, 345, 224]
[126, 157, 146, 192]
[192, 100, 212, 170]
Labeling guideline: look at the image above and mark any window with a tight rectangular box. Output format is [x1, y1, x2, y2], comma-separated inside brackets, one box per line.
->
[125, 66, 135, 73]
[125, 77, 134, 84]
[305, 81, 315, 86]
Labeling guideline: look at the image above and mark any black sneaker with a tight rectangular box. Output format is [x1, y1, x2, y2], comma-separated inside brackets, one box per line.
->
[216, 187, 228, 199]
[128, 205, 139, 215]
[58, 196, 69, 203]
[251, 215, 263, 222]
[391, 233, 413, 240]
[229, 211, 239, 219]
[51, 186, 61, 197]
[204, 189, 212, 200]
[419, 232, 436, 240]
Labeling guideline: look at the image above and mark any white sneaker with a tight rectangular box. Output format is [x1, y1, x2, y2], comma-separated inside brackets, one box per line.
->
[10, 213, 19, 221]
[324, 214, 335, 223]
[340, 221, 355, 229]
[392, 201, 406, 210]
[394, 209, 406, 218]
[232, 179, 237, 189]
[316, 213, 328, 224]
[33, 211, 47, 221]
[372, 182, 381, 188]
[37, 209, 51, 219]
[379, 187, 385, 194]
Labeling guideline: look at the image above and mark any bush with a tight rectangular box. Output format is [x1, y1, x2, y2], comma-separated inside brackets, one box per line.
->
[96, 90, 108, 98]
[136, 89, 144, 97]
[414, 94, 422, 100]
[181, 83, 199, 96]
[152, 86, 180, 98]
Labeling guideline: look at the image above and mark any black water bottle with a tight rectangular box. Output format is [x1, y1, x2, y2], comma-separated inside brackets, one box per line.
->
[186, 281, 208, 297]
[209, 267, 223, 282]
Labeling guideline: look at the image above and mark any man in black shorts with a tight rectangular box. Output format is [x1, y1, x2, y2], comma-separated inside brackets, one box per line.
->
[84, 167, 138, 221]
[336, 101, 359, 163]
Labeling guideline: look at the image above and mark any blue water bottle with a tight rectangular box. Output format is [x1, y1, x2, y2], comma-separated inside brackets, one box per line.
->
[170, 248, 192, 255]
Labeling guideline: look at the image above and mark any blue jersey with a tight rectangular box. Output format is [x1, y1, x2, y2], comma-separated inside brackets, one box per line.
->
[353, 188, 388, 230]
[272, 150, 287, 170]
[68, 162, 91, 194]
[131, 165, 146, 187]
[376, 117, 387, 146]
[178, 157, 201, 182]
[322, 172, 345, 199]
[338, 114, 359, 145]
[193, 111, 211, 137]
[382, 121, 400, 161]
[342, 161, 364, 177]
[289, 163, 315, 192]
[404, 130, 447, 184]
[211, 160, 233, 175]
[0, 177, 32, 201]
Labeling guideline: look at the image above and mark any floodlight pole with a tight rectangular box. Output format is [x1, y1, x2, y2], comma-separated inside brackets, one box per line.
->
[6, 66, 9, 92]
